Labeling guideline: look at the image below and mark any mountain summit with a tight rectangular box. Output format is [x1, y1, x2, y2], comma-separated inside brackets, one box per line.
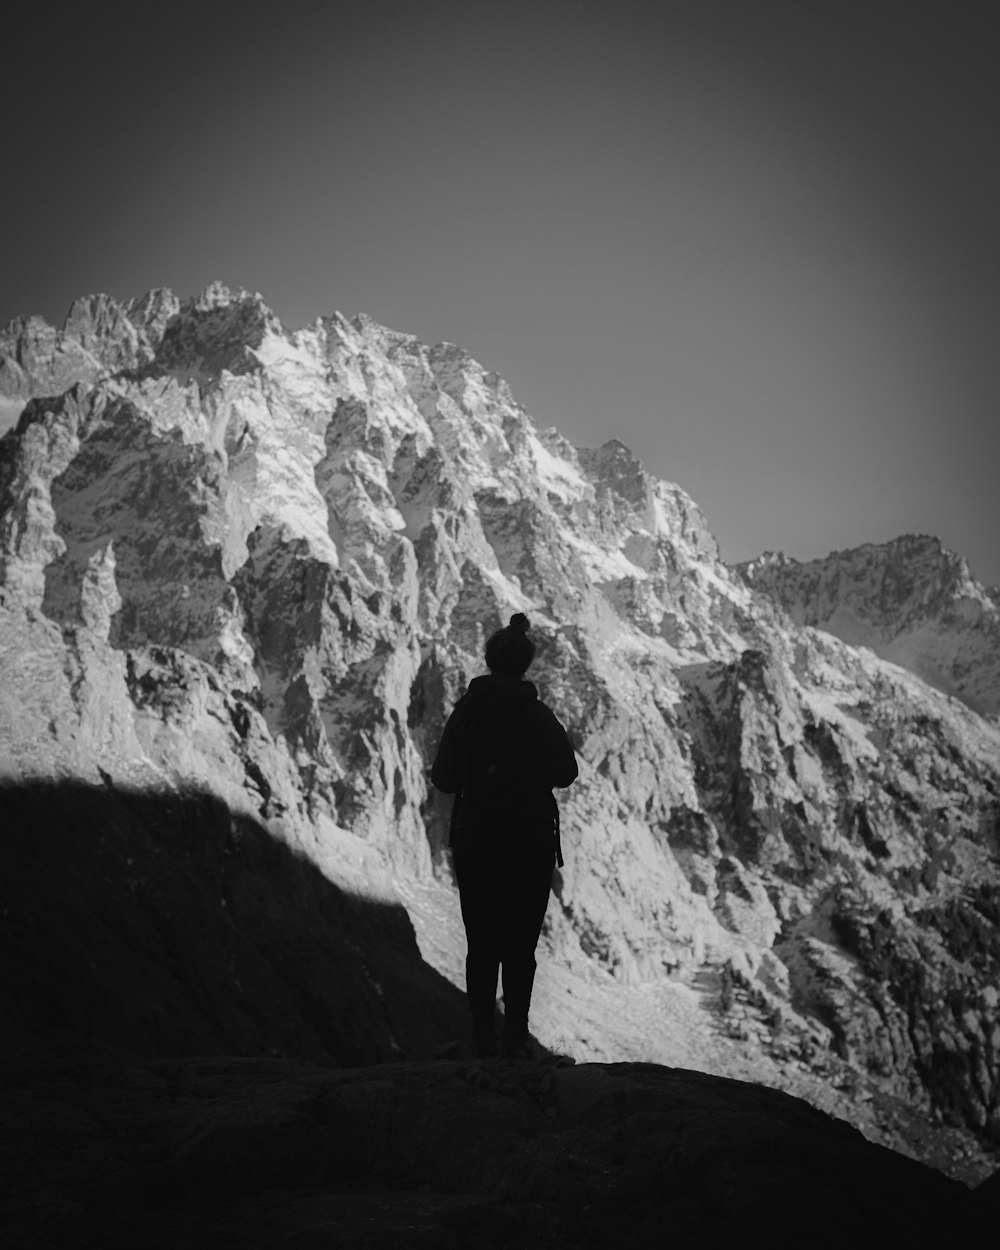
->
[1, 283, 998, 1180]
[737, 536, 1000, 719]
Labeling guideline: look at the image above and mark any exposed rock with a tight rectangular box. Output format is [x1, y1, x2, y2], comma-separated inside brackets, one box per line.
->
[1, 283, 998, 1190]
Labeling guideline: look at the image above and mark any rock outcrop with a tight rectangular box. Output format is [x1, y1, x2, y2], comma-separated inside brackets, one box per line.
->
[1, 283, 998, 1186]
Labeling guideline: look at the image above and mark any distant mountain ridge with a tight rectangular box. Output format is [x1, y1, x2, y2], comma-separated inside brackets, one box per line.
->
[1, 283, 998, 1181]
[736, 536, 1000, 719]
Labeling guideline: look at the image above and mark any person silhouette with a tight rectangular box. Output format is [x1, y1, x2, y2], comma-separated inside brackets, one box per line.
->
[431, 613, 578, 1058]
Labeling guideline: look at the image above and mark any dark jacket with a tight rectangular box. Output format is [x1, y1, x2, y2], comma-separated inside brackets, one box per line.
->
[431, 673, 578, 859]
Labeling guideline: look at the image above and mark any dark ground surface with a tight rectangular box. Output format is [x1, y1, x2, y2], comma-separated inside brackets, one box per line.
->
[2, 1045, 995, 1250]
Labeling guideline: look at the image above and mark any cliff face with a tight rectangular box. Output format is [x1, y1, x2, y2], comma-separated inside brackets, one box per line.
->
[1, 283, 998, 1176]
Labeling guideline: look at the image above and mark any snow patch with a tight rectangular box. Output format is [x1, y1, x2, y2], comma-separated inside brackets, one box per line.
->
[0, 397, 25, 434]
[528, 433, 590, 504]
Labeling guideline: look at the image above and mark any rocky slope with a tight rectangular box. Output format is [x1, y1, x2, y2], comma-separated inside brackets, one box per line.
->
[1, 283, 998, 1183]
[737, 537, 1000, 720]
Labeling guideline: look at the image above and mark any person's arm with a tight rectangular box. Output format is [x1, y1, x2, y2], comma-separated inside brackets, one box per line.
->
[540, 706, 578, 788]
[430, 709, 462, 794]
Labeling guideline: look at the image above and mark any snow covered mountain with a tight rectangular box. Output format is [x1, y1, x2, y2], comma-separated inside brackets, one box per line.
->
[1, 283, 998, 1178]
[737, 538, 1000, 720]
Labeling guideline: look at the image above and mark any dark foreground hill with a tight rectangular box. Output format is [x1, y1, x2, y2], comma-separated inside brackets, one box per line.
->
[3, 1047, 993, 1250]
[1, 780, 997, 1247]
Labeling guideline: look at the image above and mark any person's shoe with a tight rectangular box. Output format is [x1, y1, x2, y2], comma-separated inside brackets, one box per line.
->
[472, 1021, 498, 1059]
[501, 1032, 537, 1061]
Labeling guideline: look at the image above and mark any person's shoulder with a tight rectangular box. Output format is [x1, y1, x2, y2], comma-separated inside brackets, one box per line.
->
[455, 673, 497, 704]
[533, 691, 561, 716]
[534, 700, 569, 733]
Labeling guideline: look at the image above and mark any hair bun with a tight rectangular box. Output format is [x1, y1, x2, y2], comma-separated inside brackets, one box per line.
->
[485, 613, 536, 674]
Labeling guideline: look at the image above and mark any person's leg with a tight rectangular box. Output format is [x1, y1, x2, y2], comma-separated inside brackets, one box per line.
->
[454, 845, 502, 1056]
[499, 847, 554, 1053]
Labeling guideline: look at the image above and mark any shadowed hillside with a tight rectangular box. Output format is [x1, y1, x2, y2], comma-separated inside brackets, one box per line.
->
[0, 780, 468, 1063]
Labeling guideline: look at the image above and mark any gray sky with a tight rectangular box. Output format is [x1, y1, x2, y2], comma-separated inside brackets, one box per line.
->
[3, 0, 997, 583]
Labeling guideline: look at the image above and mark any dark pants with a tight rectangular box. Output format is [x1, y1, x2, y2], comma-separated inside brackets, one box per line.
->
[453, 834, 554, 1047]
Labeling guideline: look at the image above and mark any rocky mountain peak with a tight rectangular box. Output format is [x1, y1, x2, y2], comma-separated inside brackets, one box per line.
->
[578, 436, 646, 496]
[126, 286, 182, 343]
[736, 533, 1000, 717]
[1, 283, 998, 1182]
[63, 292, 142, 359]
[347, 310, 420, 350]
[120, 282, 285, 385]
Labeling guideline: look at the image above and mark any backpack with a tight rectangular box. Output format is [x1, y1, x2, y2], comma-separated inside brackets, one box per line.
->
[460, 694, 548, 816]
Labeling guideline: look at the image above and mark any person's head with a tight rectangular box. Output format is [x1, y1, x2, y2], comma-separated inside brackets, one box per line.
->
[484, 612, 536, 677]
